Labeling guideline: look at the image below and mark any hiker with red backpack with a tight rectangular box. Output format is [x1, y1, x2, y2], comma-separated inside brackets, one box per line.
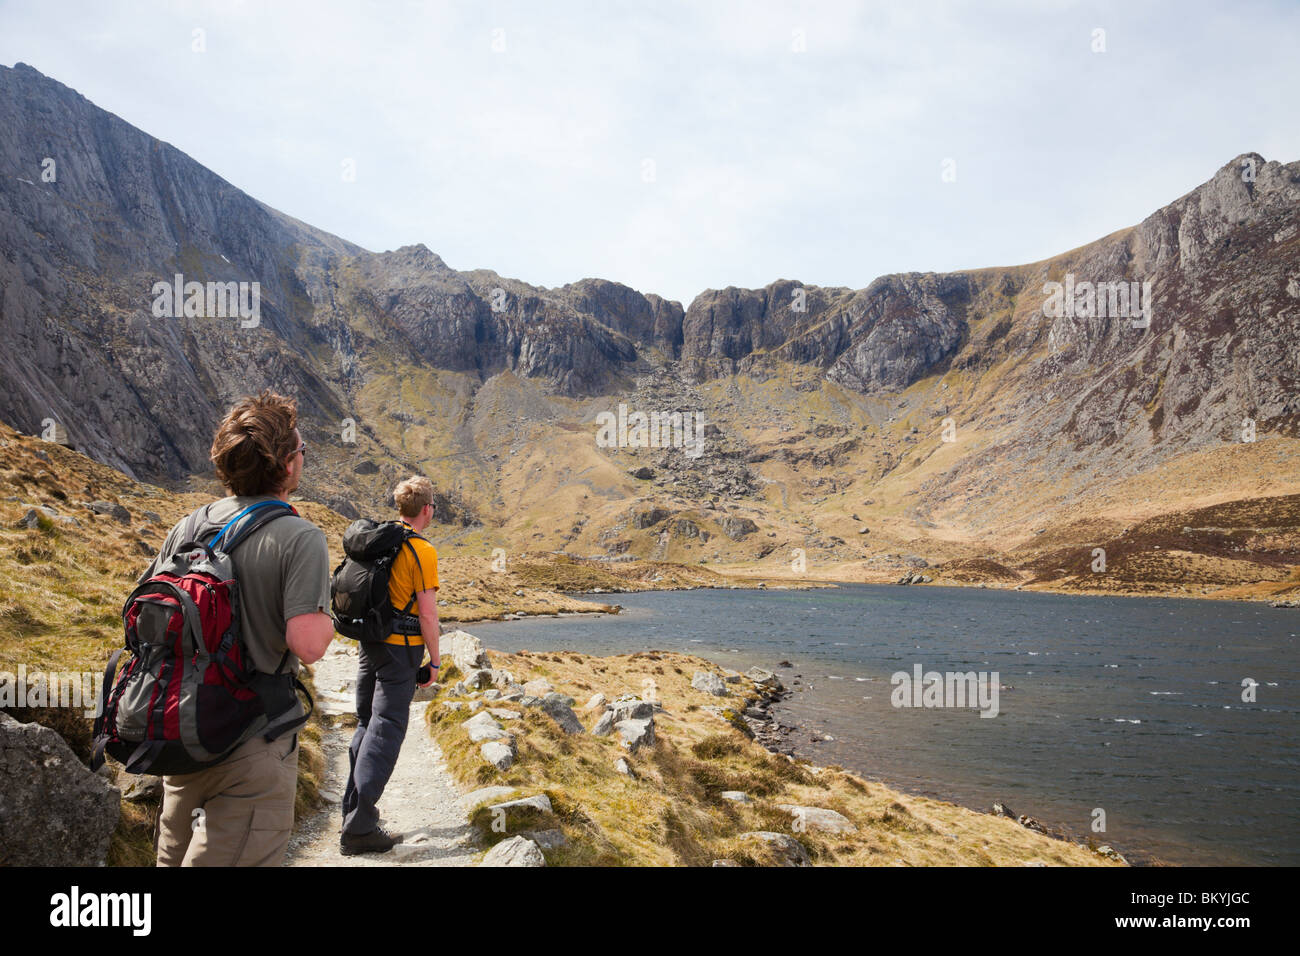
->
[329, 476, 441, 855]
[94, 390, 334, 866]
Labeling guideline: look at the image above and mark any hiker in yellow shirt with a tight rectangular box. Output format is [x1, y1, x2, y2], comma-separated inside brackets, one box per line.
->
[340, 476, 441, 855]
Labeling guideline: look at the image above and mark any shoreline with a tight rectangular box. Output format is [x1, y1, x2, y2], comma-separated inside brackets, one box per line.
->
[436, 636, 1124, 866]
[747, 680, 1157, 867]
[461, 610, 1204, 867]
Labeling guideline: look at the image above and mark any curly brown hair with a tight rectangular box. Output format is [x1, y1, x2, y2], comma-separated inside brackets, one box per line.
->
[210, 390, 299, 496]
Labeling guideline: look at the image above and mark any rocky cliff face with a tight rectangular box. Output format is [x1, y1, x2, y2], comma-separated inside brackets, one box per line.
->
[2, 62, 1298, 570]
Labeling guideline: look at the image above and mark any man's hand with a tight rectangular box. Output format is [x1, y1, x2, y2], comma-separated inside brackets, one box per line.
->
[417, 663, 438, 688]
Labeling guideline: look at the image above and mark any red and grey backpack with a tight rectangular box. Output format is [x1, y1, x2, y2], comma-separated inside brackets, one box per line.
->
[91, 500, 314, 775]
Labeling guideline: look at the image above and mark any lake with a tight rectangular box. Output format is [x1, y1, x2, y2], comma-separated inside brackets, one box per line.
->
[458, 583, 1299, 865]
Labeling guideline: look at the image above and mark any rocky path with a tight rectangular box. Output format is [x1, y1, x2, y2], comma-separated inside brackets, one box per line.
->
[286, 641, 480, 867]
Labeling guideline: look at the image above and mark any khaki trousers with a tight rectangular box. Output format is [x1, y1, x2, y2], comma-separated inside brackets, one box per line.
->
[155, 732, 298, 867]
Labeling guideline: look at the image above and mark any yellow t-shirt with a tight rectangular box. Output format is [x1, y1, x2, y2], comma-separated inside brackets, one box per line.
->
[385, 524, 439, 646]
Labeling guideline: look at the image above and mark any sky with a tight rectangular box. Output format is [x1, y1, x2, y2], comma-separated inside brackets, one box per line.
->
[2, 0, 1298, 306]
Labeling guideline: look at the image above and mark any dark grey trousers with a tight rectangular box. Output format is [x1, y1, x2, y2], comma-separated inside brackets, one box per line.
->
[341, 641, 421, 836]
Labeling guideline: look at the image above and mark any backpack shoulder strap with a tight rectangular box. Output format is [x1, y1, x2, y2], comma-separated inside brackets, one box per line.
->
[213, 500, 298, 553]
[181, 504, 213, 544]
[397, 529, 428, 615]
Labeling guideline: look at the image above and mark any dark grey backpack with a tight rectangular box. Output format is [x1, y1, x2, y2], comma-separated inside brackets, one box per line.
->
[330, 519, 426, 642]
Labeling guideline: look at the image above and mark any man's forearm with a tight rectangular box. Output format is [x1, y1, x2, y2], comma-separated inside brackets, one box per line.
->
[420, 609, 440, 666]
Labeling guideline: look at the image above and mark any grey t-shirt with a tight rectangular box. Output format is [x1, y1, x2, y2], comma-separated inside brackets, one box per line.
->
[139, 495, 332, 676]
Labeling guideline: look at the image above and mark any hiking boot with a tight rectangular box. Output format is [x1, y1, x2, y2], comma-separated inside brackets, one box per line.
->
[340, 825, 398, 856]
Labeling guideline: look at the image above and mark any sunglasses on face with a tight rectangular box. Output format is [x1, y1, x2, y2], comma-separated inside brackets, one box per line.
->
[293, 441, 307, 463]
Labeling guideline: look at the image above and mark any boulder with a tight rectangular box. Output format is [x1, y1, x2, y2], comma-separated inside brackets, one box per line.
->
[463, 668, 494, 690]
[462, 786, 518, 810]
[613, 757, 633, 776]
[522, 678, 554, 697]
[487, 794, 553, 815]
[745, 667, 781, 689]
[19, 507, 78, 528]
[444, 629, 491, 673]
[739, 831, 811, 867]
[480, 741, 515, 771]
[463, 711, 512, 743]
[720, 791, 751, 803]
[691, 671, 729, 696]
[88, 500, 131, 523]
[720, 515, 759, 540]
[1095, 845, 1129, 864]
[591, 710, 616, 736]
[609, 697, 655, 721]
[481, 836, 545, 867]
[777, 804, 856, 834]
[122, 775, 162, 803]
[540, 693, 585, 734]
[582, 692, 608, 711]
[0, 713, 120, 865]
[616, 717, 655, 751]
[520, 828, 567, 850]
[487, 708, 521, 721]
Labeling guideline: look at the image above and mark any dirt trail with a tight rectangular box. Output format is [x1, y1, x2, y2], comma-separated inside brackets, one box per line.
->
[286, 641, 479, 867]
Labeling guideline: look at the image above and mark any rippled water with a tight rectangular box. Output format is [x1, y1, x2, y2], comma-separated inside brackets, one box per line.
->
[461, 583, 1299, 865]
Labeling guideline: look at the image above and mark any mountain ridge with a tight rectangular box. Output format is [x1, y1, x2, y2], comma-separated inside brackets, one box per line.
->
[3, 61, 1298, 595]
